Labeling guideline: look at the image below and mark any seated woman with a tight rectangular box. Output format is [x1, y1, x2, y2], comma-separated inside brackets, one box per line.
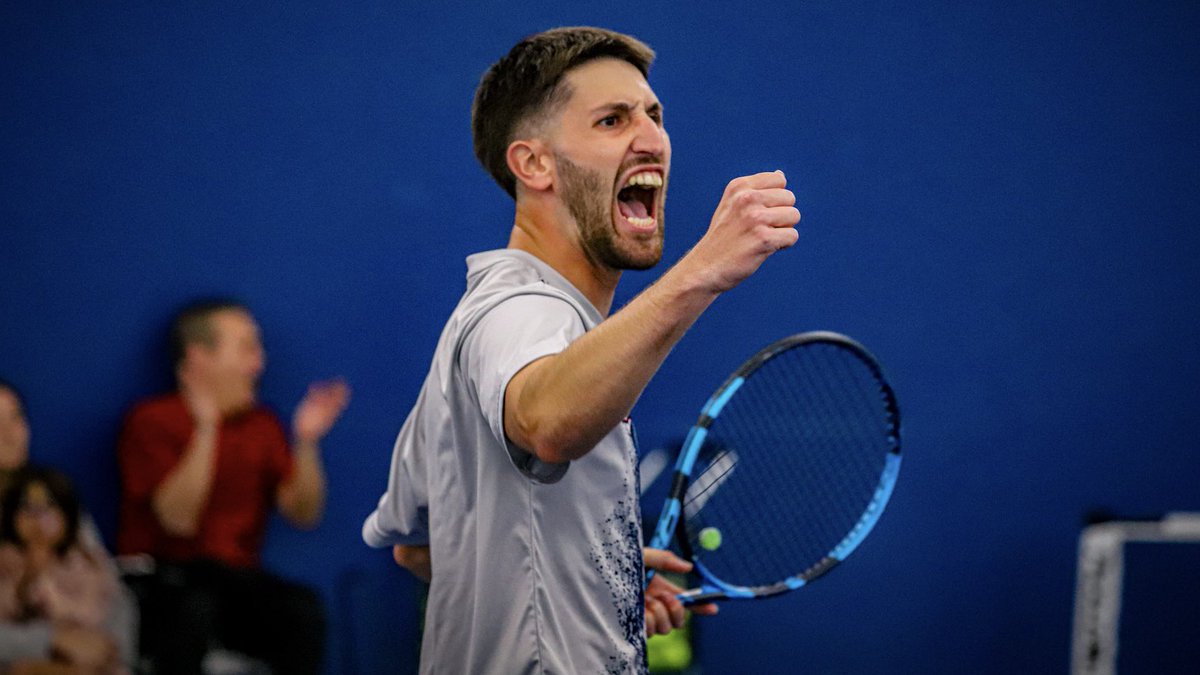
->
[0, 466, 128, 675]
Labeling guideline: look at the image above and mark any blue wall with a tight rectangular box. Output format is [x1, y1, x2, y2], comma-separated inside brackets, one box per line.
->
[3, 2, 1198, 673]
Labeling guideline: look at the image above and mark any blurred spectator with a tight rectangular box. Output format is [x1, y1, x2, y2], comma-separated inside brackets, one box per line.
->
[117, 300, 348, 675]
[0, 379, 30, 493]
[0, 380, 136, 674]
[0, 466, 128, 674]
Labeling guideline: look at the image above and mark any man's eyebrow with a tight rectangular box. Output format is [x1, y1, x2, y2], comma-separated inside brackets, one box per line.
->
[588, 100, 663, 116]
[589, 101, 635, 116]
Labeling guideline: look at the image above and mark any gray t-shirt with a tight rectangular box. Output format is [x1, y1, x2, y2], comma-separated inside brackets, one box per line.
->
[364, 249, 647, 674]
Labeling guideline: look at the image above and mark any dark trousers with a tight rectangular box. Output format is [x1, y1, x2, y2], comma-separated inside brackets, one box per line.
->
[126, 559, 325, 675]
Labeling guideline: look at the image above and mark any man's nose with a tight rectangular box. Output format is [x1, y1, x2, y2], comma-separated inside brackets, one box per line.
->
[630, 113, 666, 155]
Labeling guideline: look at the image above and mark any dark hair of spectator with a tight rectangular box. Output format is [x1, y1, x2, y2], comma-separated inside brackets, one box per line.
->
[169, 299, 250, 366]
[0, 465, 82, 557]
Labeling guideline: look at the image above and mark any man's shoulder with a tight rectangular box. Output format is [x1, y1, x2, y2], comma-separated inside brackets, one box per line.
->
[426, 249, 590, 375]
[464, 249, 585, 312]
[466, 249, 548, 289]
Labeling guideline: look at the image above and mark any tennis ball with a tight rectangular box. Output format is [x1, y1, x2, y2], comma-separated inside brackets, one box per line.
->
[698, 527, 722, 551]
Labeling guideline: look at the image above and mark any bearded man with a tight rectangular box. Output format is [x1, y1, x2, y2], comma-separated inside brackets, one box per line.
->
[363, 26, 800, 674]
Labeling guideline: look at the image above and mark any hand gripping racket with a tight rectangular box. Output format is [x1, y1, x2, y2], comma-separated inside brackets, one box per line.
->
[646, 331, 901, 604]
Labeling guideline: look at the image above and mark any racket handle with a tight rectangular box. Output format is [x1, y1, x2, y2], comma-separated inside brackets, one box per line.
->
[679, 589, 725, 605]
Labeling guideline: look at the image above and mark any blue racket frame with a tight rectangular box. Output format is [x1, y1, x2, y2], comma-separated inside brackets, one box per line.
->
[647, 331, 902, 604]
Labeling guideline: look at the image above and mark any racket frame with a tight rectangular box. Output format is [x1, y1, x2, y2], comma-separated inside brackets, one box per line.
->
[647, 331, 902, 604]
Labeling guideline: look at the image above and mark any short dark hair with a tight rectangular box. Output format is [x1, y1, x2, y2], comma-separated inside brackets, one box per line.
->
[169, 299, 250, 366]
[471, 26, 655, 199]
[0, 465, 82, 557]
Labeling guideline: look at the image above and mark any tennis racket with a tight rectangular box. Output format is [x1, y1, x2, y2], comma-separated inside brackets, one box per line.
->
[646, 331, 901, 604]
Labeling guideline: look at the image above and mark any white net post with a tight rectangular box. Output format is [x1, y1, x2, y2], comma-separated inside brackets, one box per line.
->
[1071, 513, 1200, 675]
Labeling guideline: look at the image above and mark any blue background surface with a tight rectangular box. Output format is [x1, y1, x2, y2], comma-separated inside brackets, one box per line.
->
[3, 2, 1198, 672]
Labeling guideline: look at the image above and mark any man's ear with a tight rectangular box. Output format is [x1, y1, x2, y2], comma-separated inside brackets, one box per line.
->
[180, 341, 213, 373]
[506, 138, 554, 193]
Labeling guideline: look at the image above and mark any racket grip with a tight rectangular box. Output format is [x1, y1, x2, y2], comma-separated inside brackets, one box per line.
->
[679, 589, 725, 605]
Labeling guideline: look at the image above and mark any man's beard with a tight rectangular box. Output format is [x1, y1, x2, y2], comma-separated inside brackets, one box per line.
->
[555, 152, 663, 271]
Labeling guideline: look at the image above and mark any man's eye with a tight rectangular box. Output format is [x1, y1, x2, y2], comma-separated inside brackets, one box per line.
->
[598, 115, 619, 128]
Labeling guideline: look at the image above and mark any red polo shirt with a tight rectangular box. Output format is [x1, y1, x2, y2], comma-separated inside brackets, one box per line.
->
[117, 393, 293, 568]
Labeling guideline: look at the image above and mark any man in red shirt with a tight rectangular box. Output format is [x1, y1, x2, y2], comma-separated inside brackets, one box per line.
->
[118, 300, 349, 675]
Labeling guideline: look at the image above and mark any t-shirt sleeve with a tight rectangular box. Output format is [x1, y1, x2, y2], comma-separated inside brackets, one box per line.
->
[460, 291, 585, 483]
[363, 408, 430, 548]
[117, 407, 185, 503]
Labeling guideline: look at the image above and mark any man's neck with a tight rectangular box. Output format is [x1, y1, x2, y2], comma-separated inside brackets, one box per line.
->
[507, 199, 620, 317]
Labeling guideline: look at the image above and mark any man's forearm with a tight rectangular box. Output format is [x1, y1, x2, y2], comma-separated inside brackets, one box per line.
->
[151, 422, 218, 536]
[278, 441, 326, 527]
[507, 261, 719, 463]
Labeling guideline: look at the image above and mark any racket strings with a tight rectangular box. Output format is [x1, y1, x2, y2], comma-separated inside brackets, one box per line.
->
[682, 342, 897, 591]
[682, 448, 738, 515]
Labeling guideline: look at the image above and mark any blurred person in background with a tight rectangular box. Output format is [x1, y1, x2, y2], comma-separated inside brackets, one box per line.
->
[117, 300, 348, 675]
[0, 379, 30, 495]
[0, 466, 128, 674]
[0, 380, 136, 674]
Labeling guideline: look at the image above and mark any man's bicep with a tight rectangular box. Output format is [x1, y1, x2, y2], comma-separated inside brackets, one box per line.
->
[501, 354, 553, 452]
[460, 292, 584, 475]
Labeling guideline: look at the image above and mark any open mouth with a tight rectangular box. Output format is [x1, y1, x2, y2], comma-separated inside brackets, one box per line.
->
[615, 170, 663, 231]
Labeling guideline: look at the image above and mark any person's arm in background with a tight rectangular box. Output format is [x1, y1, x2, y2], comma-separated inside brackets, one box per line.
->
[276, 380, 349, 528]
[149, 371, 220, 537]
[75, 514, 138, 668]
